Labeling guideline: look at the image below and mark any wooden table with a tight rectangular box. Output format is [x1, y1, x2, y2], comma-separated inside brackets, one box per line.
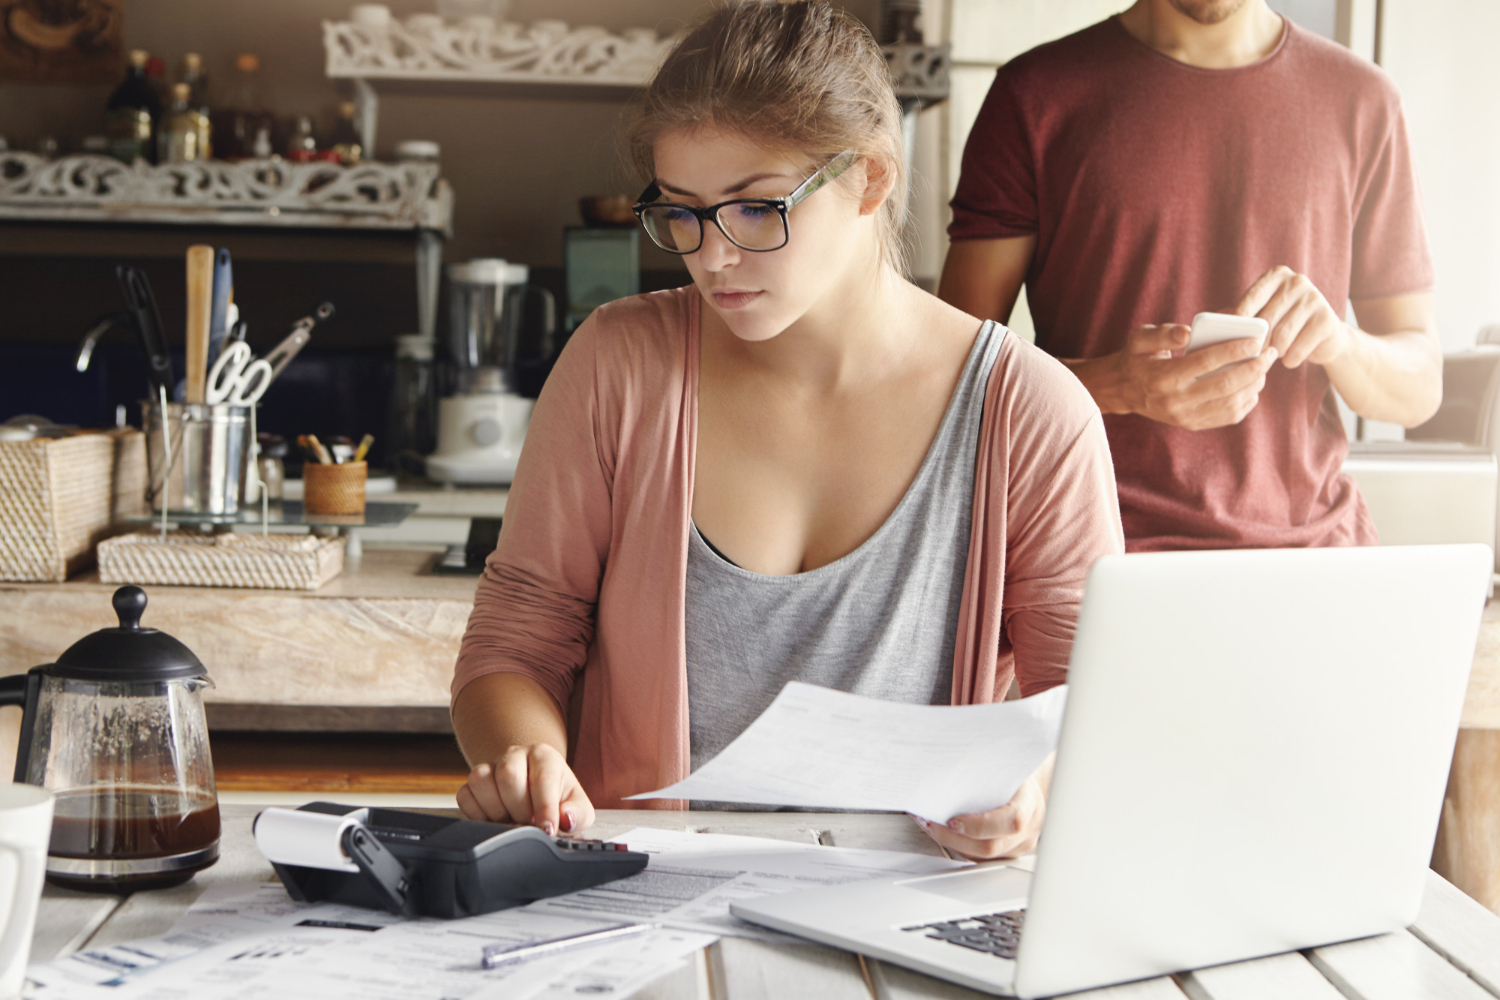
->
[8, 561, 1500, 915]
[29, 806, 1500, 1000]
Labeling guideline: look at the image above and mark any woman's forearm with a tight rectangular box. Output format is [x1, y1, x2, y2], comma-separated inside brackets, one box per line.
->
[451, 671, 570, 768]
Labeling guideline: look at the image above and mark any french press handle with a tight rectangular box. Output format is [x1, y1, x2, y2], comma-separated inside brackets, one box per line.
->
[0, 667, 46, 783]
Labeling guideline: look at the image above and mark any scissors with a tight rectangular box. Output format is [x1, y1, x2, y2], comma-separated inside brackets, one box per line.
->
[206, 341, 273, 406]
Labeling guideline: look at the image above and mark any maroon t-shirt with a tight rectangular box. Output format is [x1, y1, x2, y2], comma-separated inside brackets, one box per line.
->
[949, 18, 1434, 551]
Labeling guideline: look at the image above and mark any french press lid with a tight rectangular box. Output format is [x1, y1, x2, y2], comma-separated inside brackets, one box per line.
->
[50, 586, 208, 682]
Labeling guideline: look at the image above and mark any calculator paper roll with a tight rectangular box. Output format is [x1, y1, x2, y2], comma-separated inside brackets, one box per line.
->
[254, 808, 365, 872]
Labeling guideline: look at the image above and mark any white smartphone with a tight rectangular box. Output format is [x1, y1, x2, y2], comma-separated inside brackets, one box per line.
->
[1187, 312, 1270, 353]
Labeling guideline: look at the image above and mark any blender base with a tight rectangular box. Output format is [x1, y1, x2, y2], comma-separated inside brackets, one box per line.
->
[426, 392, 533, 486]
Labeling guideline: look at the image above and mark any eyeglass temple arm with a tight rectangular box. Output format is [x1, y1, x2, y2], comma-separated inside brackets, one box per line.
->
[783, 150, 858, 210]
[633, 182, 663, 209]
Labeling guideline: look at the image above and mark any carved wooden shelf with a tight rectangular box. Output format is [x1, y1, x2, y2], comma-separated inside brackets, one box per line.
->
[320, 12, 949, 153]
[0, 154, 452, 235]
[323, 15, 675, 88]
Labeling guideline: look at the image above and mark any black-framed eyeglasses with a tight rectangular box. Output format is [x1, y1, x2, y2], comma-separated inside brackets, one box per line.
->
[632, 150, 857, 255]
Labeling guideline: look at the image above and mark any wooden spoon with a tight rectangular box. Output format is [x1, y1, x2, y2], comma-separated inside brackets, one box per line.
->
[184, 245, 214, 404]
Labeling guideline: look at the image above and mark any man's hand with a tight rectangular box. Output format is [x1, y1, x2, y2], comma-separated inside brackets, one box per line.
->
[457, 743, 597, 837]
[1236, 265, 1353, 369]
[1071, 324, 1278, 430]
[916, 758, 1052, 860]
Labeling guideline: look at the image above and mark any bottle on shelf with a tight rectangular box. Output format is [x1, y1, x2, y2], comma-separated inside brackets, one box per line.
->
[179, 53, 213, 159]
[161, 83, 208, 163]
[106, 49, 161, 164]
[287, 115, 316, 162]
[330, 101, 363, 165]
[211, 53, 273, 160]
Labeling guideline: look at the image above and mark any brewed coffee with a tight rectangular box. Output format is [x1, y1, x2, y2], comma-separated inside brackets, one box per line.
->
[48, 785, 219, 891]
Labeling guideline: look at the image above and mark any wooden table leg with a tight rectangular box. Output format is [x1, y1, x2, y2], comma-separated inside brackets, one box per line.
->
[1433, 729, 1500, 914]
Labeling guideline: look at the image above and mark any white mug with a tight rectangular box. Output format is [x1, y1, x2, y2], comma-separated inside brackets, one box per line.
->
[0, 785, 52, 1000]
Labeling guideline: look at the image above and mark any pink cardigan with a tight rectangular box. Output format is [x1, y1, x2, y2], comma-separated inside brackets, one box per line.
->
[454, 287, 1123, 809]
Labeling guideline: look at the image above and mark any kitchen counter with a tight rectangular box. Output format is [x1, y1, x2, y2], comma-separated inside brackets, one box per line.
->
[0, 546, 475, 778]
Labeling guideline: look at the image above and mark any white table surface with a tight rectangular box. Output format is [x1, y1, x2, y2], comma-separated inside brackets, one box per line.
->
[30, 805, 1500, 1000]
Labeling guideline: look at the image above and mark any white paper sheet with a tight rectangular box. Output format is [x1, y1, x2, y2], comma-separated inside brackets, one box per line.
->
[24, 882, 712, 1000]
[525, 827, 965, 941]
[25, 826, 965, 999]
[627, 681, 1068, 821]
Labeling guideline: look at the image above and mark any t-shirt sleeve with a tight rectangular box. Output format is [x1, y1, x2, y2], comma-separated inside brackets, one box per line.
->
[451, 318, 615, 716]
[1349, 95, 1434, 300]
[948, 69, 1040, 242]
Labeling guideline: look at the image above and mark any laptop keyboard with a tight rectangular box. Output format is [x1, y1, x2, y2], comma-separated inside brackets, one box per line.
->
[901, 909, 1026, 960]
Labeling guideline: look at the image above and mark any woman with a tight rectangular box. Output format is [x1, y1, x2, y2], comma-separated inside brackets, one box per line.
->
[452, 1, 1122, 861]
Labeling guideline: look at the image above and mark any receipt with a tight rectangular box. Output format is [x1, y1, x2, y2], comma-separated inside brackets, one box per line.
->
[628, 681, 1068, 821]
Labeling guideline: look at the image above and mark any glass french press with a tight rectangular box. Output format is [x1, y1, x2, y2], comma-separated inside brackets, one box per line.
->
[0, 586, 220, 892]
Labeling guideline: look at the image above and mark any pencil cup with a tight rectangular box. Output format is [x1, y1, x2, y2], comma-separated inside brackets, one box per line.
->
[303, 461, 367, 516]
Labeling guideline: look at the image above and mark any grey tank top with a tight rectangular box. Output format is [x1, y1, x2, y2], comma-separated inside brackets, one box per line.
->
[685, 321, 1004, 773]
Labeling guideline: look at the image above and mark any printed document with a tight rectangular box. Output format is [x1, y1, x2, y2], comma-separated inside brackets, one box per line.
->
[25, 828, 964, 998]
[628, 681, 1068, 820]
[528, 827, 965, 941]
[26, 882, 711, 1000]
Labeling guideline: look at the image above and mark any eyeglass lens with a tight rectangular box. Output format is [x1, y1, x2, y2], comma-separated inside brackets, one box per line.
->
[639, 202, 788, 253]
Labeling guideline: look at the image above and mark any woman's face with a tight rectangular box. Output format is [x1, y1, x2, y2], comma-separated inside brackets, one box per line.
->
[650, 128, 878, 343]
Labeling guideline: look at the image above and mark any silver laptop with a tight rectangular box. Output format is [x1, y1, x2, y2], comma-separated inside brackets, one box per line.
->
[731, 544, 1491, 997]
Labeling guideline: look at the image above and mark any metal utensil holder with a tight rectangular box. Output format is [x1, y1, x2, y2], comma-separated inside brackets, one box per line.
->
[142, 400, 252, 516]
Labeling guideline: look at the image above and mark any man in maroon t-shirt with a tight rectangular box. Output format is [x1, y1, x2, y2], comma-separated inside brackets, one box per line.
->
[940, 0, 1441, 551]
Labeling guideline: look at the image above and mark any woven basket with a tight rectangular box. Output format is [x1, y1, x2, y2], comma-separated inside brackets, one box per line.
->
[304, 461, 367, 516]
[0, 433, 144, 583]
[98, 531, 345, 591]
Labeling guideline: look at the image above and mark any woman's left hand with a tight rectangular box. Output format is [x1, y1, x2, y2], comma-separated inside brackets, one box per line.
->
[916, 754, 1054, 860]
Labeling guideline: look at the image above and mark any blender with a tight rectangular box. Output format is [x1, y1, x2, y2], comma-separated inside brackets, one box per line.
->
[426, 259, 550, 485]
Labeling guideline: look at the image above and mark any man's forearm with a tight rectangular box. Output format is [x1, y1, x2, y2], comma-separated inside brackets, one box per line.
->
[452, 671, 570, 769]
[1323, 326, 1443, 427]
[1061, 354, 1134, 415]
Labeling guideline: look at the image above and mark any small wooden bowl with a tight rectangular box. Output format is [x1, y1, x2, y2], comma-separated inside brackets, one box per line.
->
[579, 194, 636, 227]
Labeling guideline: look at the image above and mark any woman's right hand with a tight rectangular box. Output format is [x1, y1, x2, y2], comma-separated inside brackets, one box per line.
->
[456, 743, 596, 836]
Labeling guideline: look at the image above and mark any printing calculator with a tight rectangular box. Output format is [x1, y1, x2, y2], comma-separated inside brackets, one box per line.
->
[255, 802, 649, 919]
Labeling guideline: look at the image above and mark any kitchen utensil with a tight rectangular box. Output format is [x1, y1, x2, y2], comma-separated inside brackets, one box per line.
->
[207, 248, 233, 372]
[261, 329, 310, 383]
[185, 246, 214, 404]
[73, 311, 135, 375]
[354, 434, 374, 463]
[255, 301, 334, 386]
[0, 785, 53, 998]
[277, 302, 335, 353]
[142, 399, 252, 516]
[206, 341, 272, 406]
[0, 586, 219, 892]
[115, 266, 173, 397]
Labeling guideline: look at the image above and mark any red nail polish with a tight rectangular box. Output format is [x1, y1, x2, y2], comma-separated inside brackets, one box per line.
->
[560, 808, 575, 833]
